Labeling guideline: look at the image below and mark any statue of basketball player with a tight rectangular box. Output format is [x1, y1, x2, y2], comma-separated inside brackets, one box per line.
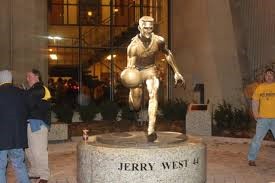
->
[126, 16, 185, 142]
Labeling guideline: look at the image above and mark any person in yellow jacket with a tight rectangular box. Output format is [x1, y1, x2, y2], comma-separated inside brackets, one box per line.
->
[248, 68, 275, 166]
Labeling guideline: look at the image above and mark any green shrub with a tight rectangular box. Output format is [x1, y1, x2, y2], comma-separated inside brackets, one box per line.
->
[213, 101, 251, 132]
[160, 99, 188, 121]
[99, 101, 119, 120]
[52, 104, 73, 123]
[79, 102, 99, 122]
[233, 108, 251, 130]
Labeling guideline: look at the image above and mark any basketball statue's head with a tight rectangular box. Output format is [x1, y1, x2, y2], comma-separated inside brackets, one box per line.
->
[138, 16, 154, 39]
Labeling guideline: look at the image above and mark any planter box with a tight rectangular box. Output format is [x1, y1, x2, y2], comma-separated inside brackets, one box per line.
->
[48, 122, 69, 142]
[186, 104, 212, 136]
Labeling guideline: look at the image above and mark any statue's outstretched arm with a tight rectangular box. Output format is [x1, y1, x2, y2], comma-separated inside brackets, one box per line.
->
[158, 37, 185, 85]
[165, 49, 180, 74]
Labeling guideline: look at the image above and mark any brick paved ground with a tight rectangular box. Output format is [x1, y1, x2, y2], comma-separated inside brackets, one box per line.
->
[7, 137, 275, 183]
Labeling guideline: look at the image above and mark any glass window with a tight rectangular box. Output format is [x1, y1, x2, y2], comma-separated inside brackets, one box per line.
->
[48, 0, 168, 108]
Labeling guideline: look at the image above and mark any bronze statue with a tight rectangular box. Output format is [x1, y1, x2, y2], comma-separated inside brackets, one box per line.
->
[121, 16, 185, 142]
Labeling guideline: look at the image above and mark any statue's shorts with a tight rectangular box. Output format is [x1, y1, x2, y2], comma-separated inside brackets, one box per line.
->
[139, 65, 159, 81]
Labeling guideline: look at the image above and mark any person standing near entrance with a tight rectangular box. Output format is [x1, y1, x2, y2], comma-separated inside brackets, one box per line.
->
[0, 70, 30, 183]
[248, 68, 275, 166]
[25, 69, 51, 183]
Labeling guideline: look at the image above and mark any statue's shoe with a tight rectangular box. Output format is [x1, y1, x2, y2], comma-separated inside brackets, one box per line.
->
[147, 132, 157, 142]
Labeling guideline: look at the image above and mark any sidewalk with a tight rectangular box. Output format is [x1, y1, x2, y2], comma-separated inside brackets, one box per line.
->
[205, 137, 275, 183]
[7, 136, 275, 183]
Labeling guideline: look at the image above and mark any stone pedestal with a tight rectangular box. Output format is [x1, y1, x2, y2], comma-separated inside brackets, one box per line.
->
[186, 104, 212, 136]
[77, 131, 206, 183]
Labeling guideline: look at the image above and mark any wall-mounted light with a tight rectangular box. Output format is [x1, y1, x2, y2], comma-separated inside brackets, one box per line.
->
[114, 8, 119, 12]
[106, 54, 116, 60]
[50, 54, 58, 60]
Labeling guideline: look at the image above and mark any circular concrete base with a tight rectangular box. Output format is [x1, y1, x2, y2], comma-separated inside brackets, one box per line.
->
[77, 131, 206, 183]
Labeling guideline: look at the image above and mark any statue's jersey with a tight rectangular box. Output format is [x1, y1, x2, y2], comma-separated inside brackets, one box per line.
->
[128, 34, 163, 69]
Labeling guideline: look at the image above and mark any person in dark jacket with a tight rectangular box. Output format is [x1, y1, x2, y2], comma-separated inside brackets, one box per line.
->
[25, 69, 51, 183]
[0, 70, 30, 183]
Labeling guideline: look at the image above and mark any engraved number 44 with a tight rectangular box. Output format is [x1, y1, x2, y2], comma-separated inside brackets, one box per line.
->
[193, 158, 199, 165]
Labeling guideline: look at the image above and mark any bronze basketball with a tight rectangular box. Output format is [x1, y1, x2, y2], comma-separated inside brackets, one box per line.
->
[120, 68, 142, 88]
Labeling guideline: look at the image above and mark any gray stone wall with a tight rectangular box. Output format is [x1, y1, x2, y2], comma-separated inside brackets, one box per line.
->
[0, 0, 48, 85]
[171, 0, 244, 106]
[0, 1, 12, 70]
[230, 0, 275, 81]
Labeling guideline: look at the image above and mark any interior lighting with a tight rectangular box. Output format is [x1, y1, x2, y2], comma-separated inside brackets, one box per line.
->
[87, 11, 93, 16]
[50, 54, 58, 60]
[48, 36, 62, 40]
[106, 54, 116, 60]
[114, 8, 119, 12]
